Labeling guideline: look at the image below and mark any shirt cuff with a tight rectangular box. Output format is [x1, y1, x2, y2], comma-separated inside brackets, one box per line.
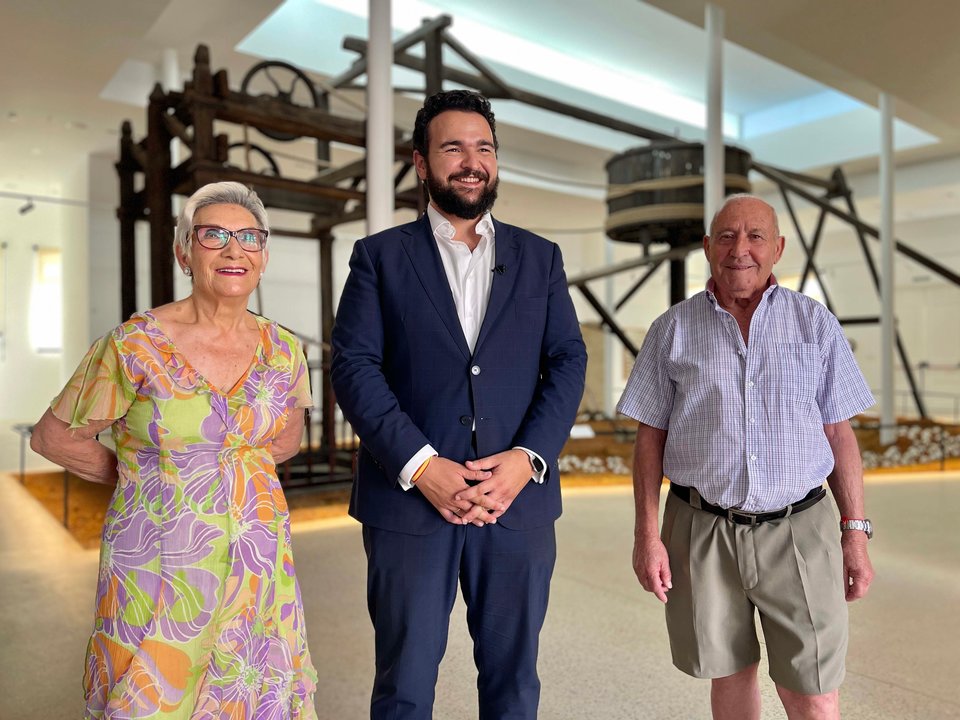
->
[514, 446, 546, 484]
[399, 444, 438, 491]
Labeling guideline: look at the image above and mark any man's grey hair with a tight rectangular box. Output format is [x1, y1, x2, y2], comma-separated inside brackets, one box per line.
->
[707, 193, 780, 238]
[173, 181, 269, 260]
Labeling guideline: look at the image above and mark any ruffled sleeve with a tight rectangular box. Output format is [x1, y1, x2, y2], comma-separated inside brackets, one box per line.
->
[50, 332, 136, 429]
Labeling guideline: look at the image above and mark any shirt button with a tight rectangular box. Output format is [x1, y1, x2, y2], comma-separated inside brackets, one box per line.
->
[749, 417, 756, 423]
[471, 365, 481, 376]
[747, 381, 755, 388]
[750, 454, 757, 461]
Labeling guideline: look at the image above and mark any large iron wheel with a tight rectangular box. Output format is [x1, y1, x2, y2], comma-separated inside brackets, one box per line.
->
[240, 61, 321, 142]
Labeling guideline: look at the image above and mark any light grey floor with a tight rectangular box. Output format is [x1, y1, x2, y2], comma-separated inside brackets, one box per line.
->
[1, 472, 958, 719]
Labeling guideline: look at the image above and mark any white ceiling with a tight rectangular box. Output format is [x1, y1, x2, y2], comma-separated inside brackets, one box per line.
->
[1, 0, 958, 213]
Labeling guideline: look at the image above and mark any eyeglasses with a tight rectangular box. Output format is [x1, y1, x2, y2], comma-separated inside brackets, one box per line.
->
[193, 225, 268, 252]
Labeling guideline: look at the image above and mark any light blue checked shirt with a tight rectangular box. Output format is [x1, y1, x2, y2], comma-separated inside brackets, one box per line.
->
[617, 281, 875, 512]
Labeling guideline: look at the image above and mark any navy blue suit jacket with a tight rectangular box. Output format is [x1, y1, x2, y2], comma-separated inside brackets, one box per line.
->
[331, 214, 587, 535]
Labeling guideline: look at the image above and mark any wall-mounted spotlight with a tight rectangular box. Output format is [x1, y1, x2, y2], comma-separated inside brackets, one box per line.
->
[18, 199, 35, 215]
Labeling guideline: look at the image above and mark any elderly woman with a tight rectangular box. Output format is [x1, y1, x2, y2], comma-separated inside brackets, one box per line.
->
[31, 182, 317, 718]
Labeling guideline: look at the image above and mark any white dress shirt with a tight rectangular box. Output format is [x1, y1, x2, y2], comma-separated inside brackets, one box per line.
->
[398, 205, 545, 490]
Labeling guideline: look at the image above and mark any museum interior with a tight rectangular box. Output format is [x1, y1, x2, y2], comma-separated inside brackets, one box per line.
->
[1, 1, 958, 718]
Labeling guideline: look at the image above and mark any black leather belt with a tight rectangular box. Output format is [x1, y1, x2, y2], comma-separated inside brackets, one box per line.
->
[670, 484, 826, 527]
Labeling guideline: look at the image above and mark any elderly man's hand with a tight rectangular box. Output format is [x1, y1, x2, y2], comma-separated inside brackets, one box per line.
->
[841, 531, 874, 601]
[633, 534, 672, 603]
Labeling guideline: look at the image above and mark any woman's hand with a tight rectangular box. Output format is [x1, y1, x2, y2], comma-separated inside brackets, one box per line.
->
[270, 408, 306, 464]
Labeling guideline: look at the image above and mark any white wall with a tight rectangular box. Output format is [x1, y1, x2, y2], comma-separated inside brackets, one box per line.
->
[4, 147, 960, 473]
[0, 162, 89, 471]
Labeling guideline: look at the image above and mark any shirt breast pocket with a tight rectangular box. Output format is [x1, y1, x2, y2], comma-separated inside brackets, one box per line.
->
[771, 343, 819, 406]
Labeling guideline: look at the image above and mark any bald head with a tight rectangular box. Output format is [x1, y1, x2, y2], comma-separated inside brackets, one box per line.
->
[708, 194, 779, 239]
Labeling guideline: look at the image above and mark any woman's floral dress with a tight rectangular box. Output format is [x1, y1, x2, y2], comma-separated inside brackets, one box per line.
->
[52, 311, 318, 719]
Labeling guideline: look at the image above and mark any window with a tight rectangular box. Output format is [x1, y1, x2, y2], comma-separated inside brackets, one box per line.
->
[29, 245, 62, 353]
[0, 241, 6, 361]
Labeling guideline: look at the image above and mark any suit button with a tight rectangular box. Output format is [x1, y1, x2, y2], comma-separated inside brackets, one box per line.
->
[459, 415, 472, 426]
[471, 365, 481, 375]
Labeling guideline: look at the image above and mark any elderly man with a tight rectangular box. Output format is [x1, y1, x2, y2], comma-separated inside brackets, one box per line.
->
[617, 194, 874, 720]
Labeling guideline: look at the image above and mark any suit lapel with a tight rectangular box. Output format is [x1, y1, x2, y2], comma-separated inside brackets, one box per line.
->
[475, 218, 521, 352]
[401, 216, 472, 360]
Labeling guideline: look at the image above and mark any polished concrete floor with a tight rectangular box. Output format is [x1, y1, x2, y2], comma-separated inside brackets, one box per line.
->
[1, 471, 958, 719]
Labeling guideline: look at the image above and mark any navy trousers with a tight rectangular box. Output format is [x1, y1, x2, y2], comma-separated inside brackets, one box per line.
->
[362, 521, 557, 720]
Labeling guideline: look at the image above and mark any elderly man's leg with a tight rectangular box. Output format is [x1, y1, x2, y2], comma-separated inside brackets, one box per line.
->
[711, 663, 761, 720]
[663, 494, 762, 715]
[753, 502, 848, 708]
[777, 686, 840, 720]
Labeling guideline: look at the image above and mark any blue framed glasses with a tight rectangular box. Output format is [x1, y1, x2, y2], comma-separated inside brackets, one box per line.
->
[193, 225, 268, 252]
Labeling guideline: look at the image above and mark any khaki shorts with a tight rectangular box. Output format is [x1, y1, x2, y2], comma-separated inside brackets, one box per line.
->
[661, 489, 848, 695]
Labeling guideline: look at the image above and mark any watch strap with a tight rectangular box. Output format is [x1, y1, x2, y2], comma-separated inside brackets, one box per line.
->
[839, 517, 873, 538]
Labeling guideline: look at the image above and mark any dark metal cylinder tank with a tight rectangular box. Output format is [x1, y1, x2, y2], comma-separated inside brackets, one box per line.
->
[605, 142, 752, 246]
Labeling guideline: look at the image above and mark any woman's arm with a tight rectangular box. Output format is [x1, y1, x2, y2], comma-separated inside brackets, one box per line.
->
[271, 408, 306, 465]
[30, 408, 119, 486]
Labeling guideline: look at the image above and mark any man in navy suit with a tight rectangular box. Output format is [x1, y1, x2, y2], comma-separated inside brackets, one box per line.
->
[331, 90, 587, 720]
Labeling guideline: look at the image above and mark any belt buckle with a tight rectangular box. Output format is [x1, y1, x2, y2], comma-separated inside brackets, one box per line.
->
[727, 509, 759, 527]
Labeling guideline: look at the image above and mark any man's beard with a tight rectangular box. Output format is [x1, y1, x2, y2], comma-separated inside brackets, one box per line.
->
[425, 166, 499, 220]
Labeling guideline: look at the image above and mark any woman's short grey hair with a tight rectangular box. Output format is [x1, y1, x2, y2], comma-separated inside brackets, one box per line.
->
[173, 182, 269, 260]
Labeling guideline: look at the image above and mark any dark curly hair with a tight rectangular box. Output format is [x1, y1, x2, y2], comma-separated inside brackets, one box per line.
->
[412, 90, 499, 156]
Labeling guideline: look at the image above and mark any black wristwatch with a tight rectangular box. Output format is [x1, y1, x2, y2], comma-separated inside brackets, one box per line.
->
[529, 454, 545, 473]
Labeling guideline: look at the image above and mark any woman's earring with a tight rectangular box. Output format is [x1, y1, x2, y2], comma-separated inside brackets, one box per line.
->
[183, 266, 192, 277]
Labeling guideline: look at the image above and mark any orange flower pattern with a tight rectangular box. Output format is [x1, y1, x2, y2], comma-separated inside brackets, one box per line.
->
[52, 312, 317, 719]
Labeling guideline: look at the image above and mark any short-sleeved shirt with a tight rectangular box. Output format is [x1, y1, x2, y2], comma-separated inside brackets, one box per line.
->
[617, 283, 874, 512]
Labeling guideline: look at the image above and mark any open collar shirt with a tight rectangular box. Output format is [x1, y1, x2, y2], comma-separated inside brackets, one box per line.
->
[427, 203, 495, 354]
[616, 279, 875, 512]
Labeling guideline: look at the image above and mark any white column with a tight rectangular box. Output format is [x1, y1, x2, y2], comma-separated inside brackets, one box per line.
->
[161, 49, 181, 94]
[704, 3, 725, 239]
[61, 168, 90, 370]
[161, 49, 181, 168]
[366, 0, 394, 234]
[879, 93, 896, 444]
[161, 49, 190, 301]
[603, 240, 616, 417]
